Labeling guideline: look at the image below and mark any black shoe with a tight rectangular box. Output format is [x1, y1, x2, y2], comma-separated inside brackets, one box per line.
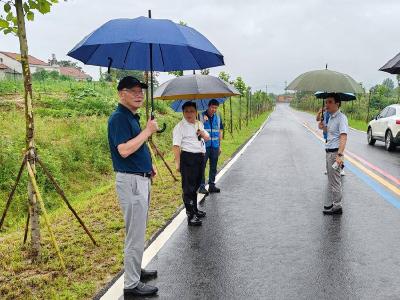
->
[198, 186, 209, 195]
[188, 215, 202, 226]
[323, 206, 343, 215]
[208, 185, 220, 193]
[140, 269, 157, 280]
[324, 204, 333, 210]
[124, 282, 158, 296]
[194, 209, 206, 218]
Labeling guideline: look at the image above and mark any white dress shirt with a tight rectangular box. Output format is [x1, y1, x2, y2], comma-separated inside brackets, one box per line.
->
[173, 118, 209, 153]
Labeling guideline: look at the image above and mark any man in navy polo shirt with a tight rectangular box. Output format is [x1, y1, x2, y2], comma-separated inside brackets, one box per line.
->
[108, 76, 159, 297]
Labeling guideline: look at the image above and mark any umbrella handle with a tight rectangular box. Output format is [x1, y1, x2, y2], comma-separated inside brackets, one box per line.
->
[157, 123, 167, 133]
[151, 112, 167, 133]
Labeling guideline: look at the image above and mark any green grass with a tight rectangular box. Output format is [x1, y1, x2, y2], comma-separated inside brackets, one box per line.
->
[348, 118, 368, 131]
[0, 80, 273, 299]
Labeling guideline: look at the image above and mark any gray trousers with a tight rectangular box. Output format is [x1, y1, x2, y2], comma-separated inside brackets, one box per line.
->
[326, 152, 343, 207]
[115, 172, 151, 289]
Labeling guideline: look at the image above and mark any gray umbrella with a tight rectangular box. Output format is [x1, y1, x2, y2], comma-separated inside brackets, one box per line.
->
[154, 74, 239, 100]
[379, 52, 400, 74]
[286, 68, 363, 94]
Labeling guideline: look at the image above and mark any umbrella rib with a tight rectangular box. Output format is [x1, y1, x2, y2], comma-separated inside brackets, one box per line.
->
[158, 44, 166, 72]
[122, 42, 133, 69]
[84, 44, 101, 65]
[187, 46, 201, 70]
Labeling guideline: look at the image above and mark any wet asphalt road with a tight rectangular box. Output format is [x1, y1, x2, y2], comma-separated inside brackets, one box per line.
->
[127, 103, 400, 300]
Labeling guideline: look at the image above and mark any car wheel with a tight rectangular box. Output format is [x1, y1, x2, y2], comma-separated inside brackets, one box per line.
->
[385, 130, 395, 151]
[367, 127, 376, 145]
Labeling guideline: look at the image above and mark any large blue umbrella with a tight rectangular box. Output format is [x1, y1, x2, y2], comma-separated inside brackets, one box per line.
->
[67, 11, 224, 132]
[67, 16, 224, 71]
[171, 98, 226, 112]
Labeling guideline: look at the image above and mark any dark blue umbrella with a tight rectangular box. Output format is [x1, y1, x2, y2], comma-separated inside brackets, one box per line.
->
[67, 16, 224, 71]
[67, 11, 224, 132]
[314, 91, 356, 101]
[171, 98, 226, 112]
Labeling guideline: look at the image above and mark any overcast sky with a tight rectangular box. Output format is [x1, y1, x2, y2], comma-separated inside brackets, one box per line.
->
[1, 0, 399, 93]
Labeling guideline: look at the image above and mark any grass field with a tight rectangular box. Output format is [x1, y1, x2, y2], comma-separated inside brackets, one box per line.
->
[0, 78, 273, 299]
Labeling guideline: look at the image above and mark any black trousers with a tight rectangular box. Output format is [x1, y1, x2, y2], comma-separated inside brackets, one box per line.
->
[180, 151, 204, 215]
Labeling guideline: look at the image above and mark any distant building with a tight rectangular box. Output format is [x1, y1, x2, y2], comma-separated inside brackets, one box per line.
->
[276, 94, 294, 103]
[0, 51, 91, 81]
[0, 63, 22, 80]
[0, 51, 59, 74]
[59, 66, 92, 81]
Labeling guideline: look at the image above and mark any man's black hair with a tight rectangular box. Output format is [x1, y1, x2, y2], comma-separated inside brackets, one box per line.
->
[326, 93, 341, 106]
[208, 99, 220, 107]
[182, 101, 197, 111]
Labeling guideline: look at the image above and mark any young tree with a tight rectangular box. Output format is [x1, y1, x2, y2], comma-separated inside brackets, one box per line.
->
[218, 71, 233, 135]
[234, 76, 246, 130]
[0, 0, 60, 258]
[382, 78, 395, 91]
[218, 71, 230, 83]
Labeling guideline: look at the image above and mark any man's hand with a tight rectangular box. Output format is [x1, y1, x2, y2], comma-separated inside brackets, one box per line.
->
[219, 147, 222, 155]
[203, 115, 209, 121]
[197, 130, 210, 141]
[336, 155, 344, 167]
[175, 161, 180, 172]
[145, 119, 159, 135]
[151, 165, 157, 178]
[318, 121, 324, 130]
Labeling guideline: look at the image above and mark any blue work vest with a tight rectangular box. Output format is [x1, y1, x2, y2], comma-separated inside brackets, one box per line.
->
[200, 112, 221, 148]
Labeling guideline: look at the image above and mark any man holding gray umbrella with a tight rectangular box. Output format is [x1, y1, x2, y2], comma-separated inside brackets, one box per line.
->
[318, 94, 348, 215]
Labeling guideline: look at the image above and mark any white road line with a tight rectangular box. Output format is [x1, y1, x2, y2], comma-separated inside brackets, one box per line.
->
[100, 111, 274, 300]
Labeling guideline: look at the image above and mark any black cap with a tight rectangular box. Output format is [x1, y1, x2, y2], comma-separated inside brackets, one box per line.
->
[117, 76, 148, 91]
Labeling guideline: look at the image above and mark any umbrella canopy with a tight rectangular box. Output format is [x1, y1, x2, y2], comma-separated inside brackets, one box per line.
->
[314, 91, 356, 101]
[155, 74, 240, 100]
[171, 98, 226, 112]
[67, 16, 224, 71]
[379, 52, 400, 74]
[287, 69, 363, 94]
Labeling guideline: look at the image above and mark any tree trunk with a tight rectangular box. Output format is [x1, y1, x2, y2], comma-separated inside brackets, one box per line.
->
[222, 102, 226, 140]
[239, 95, 242, 130]
[16, 0, 41, 258]
[229, 97, 233, 135]
[246, 92, 249, 126]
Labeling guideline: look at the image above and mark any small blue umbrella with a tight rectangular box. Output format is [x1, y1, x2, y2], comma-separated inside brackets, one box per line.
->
[67, 11, 224, 132]
[171, 98, 226, 112]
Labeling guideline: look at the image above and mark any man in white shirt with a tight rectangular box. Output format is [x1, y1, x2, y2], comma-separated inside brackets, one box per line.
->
[318, 95, 348, 215]
[173, 101, 210, 226]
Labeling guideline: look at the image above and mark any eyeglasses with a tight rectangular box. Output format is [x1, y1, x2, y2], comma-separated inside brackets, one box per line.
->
[123, 88, 143, 95]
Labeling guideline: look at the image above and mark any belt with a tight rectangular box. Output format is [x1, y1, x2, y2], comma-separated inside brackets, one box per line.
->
[325, 148, 339, 153]
[181, 151, 205, 156]
[117, 171, 152, 178]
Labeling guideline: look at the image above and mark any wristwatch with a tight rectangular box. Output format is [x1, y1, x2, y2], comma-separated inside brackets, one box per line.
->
[337, 153, 344, 157]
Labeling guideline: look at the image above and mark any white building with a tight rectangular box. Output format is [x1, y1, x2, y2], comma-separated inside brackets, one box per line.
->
[0, 51, 91, 81]
[0, 51, 59, 75]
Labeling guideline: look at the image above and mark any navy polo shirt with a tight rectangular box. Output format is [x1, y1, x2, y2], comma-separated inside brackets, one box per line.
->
[107, 103, 152, 173]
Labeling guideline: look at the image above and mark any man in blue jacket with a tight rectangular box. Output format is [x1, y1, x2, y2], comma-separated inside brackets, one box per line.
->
[199, 99, 224, 194]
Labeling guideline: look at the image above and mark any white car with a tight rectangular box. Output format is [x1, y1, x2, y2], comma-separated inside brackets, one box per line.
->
[367, 104, 400, 151]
